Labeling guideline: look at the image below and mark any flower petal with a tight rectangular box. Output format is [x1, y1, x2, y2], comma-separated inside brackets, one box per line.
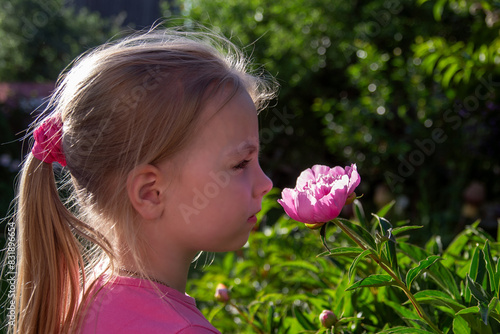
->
[296, 168, 315, 189]
[329, 175, 349, 208]
[294, 191, 317, 223]
[329, 166, 346, 178]
[345, 164, 361, 195]
[278, 188, 301, 221]
[311, 165, 331, 177]
[314, 195, 343, 222]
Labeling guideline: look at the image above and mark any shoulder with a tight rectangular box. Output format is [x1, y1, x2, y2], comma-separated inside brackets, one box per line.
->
[79, 276, 221, 334]
[176, 325, 222, 334]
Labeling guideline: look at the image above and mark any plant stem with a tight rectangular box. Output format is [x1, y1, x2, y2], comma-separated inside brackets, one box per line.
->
[331, 219, 443, 334]
[229, 302, 265, 334]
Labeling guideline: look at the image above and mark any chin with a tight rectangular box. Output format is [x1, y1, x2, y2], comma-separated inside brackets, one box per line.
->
[209, 235, 251, 252]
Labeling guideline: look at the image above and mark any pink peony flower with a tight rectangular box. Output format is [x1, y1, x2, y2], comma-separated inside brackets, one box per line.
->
[214, 283, 230, 303]
[277, 164, 360, 225]
[319, 309, 338, 328]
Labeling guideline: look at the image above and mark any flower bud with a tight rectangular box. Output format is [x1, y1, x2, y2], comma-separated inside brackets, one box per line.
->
[345, 192, 357, 206]
[214, 283, 229, 303]
[319, 310, 337, 328]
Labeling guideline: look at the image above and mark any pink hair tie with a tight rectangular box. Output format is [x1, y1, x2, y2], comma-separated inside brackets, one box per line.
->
[31, 115, 67, 167]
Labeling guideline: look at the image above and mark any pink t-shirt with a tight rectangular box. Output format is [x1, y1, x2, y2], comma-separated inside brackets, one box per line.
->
[79, 276, 221, 334]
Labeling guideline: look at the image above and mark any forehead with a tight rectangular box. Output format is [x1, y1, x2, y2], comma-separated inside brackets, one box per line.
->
[189, 88, 259, 156]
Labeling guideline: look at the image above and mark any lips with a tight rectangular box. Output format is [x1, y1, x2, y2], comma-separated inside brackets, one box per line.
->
[247, 210, 260, 223]
[247, 215, 257, 223]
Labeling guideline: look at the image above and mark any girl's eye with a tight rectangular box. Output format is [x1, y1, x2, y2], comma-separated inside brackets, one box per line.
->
[233, 159, 250, 170]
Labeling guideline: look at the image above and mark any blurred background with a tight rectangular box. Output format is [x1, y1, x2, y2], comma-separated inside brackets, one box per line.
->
[0, 0, 499, 251]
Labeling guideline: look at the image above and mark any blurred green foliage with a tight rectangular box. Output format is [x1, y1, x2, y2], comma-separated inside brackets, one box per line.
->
[188, 190, 500, 333]
[0, 0, 121, 81]
[164, 0, 500, 245]
[0, 0, 122, 215]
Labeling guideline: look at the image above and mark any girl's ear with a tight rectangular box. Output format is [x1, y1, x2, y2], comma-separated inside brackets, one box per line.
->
[127, 164, 166, 220]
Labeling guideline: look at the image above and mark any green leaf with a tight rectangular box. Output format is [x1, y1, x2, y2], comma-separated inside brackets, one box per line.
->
[378, 326, 434, 333]
[391, 225, 423, 236]
[456, 306, 480, 316]
[348, 249, 372, 282]
[489, 297, 499, 314]
[373, 215, 398, 273]
[400, 243, 461, 299]
[317, 246, 364, 258]
[292, 305, 315, 330]
[413, 290, 465, 313]
[385, 238, 398, 274]
[384, 300, 422, 327]
[433, 0, 447, 21]
[207, 304, 225, 322]
[497, 219, 500, 243]
[267, 304, 275, 332]
[406, 255, 441, 289]
[469, 246, 486, 284]
[452, 69, 464, 85]
[222, 251, 235, 274]
[425, 235, 443, 255]
[335, 218, 377, 250]
[353, 199, 367, 229]
[442, 62, 460, 87]
[455, 309, 495, 334]
[346, 274, 393, 291]
[374, 200, 395, 220]
[466, 275, 492, 325]
[488, 298, 500, 324]
[442, 229, 471, 268]
[463, 61, 473, 83]
[336, 316, 363, 325]
[258, 293, 287, 304]
[467, 274, 491, 304]
[277, 260, 320, 274]
[453, 316, 471, 334]
[480, 303, 490, 325]
[421, 52, 441, 75]
[373, 214, 392, 236]
[319, 223, 331, 253]
[483, 241, 498, 297]
[384, 300, 424, 333]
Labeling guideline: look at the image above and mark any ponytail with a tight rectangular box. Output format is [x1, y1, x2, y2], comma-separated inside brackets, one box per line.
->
[12, 153, 111, 333]
[13, 155, 82, 333]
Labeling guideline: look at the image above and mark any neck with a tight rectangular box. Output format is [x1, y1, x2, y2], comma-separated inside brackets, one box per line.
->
[118, 248, 196, 293]
[152, 250, 194, 293]
[119, 217, 201, 293]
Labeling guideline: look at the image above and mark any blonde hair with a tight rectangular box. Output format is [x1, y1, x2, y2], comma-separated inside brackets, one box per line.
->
[10, 26, 277, 334]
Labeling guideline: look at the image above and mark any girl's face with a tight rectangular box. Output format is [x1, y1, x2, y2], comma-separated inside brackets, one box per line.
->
[159, 88, 273, 253]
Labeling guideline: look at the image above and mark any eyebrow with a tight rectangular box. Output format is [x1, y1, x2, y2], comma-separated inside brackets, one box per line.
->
[227, 141, 259, 158]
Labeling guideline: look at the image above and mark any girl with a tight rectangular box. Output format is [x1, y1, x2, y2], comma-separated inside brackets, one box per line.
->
[11, 26, 277, 333]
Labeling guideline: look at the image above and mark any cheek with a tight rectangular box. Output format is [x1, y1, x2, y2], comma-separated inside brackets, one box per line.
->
[232, 178, 254, 209]
[168, 171, 252, 223]
[183, 176, 234, 213]
[201, 177, 251, 214]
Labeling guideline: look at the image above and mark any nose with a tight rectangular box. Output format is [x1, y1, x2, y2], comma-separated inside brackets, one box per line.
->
[254, 164, 273, 198]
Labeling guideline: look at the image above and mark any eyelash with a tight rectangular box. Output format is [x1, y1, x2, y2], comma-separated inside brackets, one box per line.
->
[233, 159, 251, 170]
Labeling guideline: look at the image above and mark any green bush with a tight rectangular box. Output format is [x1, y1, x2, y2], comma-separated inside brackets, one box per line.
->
[166, 0, 500, 245]
[189, 190, 500, 333]
[0, 0, 121, 81]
